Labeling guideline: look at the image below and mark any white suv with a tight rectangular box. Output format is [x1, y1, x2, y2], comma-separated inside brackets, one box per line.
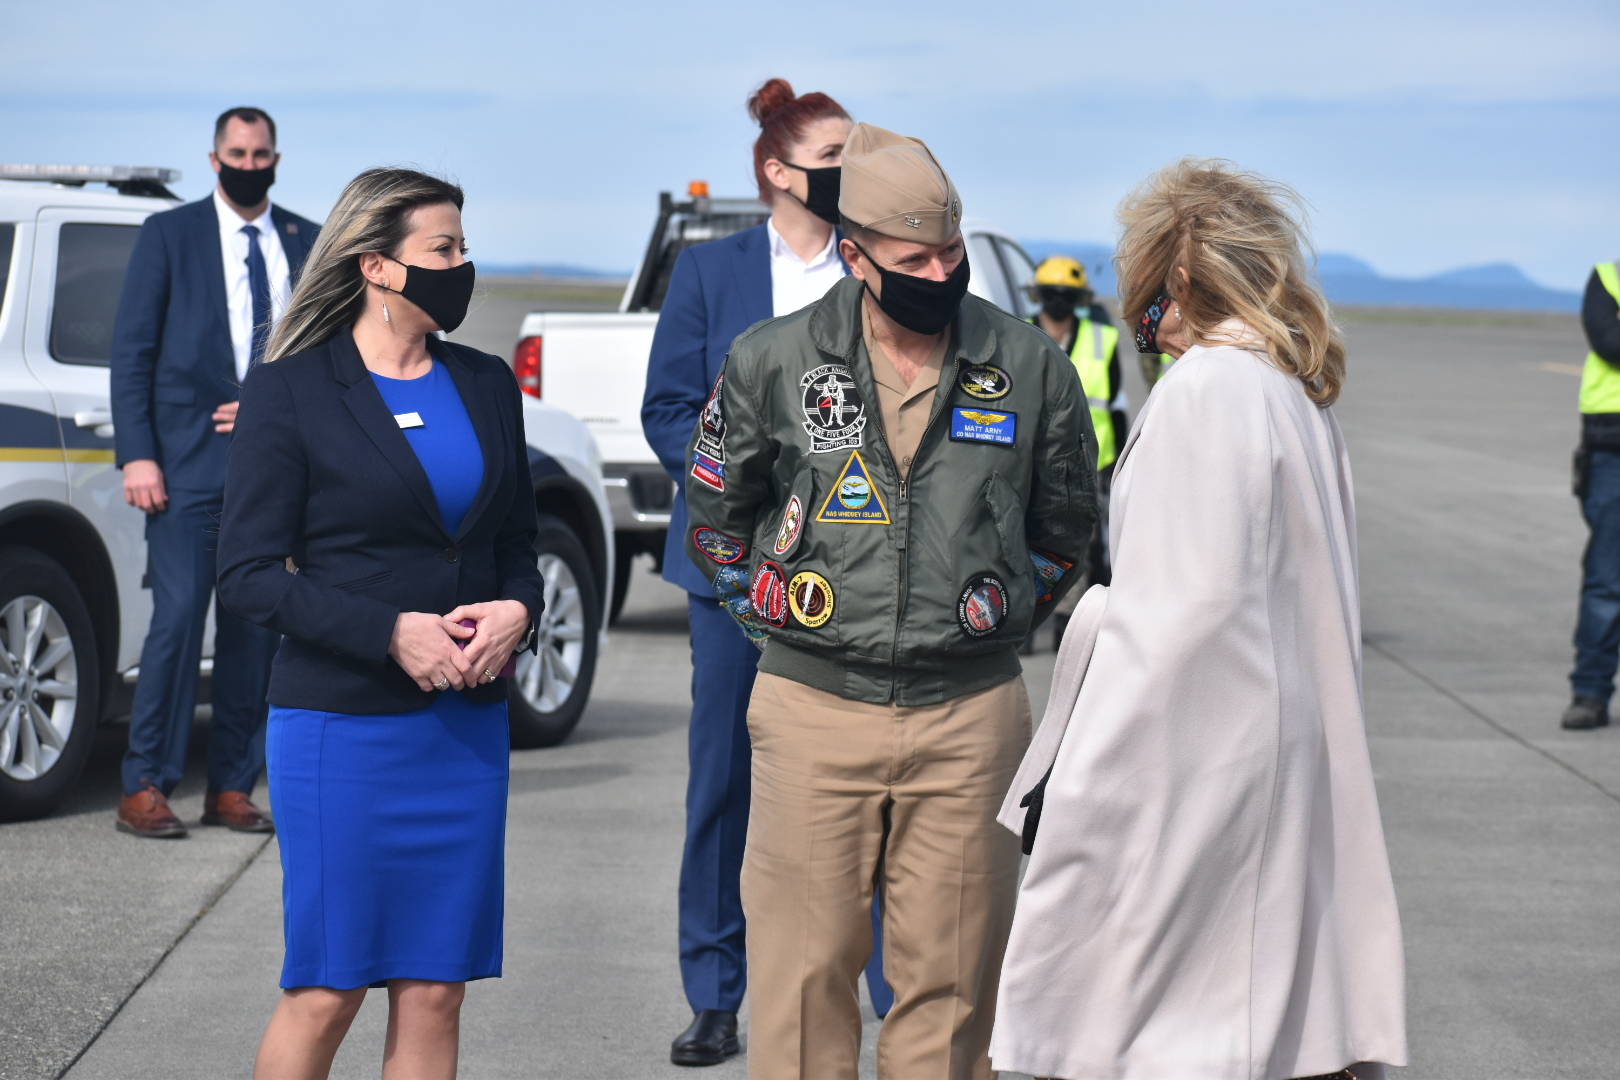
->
[0, 166, 614, 820]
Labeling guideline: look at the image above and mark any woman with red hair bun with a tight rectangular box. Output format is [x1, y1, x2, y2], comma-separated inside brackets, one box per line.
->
[640, 78, 891, 1068]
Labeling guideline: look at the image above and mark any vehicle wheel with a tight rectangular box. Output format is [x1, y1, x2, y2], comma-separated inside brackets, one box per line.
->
[507, 516, 601, 749]
[0, 546, 101, 822]
[609, 541, 635, 626]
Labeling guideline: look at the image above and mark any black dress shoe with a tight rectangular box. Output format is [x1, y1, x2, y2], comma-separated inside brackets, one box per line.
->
[671, 1009, 739, 1067]
[1560, 697, 1610, 730]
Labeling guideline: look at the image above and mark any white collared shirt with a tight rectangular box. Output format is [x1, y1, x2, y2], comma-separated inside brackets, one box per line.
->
[767, 219, 845, 318]
[214, 187, 292, 383]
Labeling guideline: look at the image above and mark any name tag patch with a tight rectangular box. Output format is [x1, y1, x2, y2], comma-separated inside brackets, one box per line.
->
[949, 408, 1017, 446]
[394, 411, 425, 429]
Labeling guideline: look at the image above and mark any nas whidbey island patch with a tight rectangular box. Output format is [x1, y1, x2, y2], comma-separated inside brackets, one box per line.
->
[816, 451, 891, 524]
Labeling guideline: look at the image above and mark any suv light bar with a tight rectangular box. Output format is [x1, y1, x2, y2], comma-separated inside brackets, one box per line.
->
[0, 164, 182, 198]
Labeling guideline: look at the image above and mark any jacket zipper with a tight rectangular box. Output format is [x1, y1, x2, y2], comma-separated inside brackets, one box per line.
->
[877, 355, 963, 702]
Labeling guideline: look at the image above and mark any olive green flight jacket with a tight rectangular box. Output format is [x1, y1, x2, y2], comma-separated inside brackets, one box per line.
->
[684, 275, 1098, 706]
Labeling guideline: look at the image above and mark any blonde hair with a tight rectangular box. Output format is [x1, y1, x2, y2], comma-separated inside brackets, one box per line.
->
[1115, 159, 1344, 406]
[265, 167, 463, 364]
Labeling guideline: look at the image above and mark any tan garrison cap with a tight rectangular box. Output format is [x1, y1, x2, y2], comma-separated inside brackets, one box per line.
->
[838, 122, 963, 245]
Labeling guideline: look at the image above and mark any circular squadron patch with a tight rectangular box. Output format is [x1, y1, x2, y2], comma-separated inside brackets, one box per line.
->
[958, 363, 1012, 401]
[956, 572, 1009, 638]
[787, 571, 835, 629]
[750, 561, 789, 627]
[800, 364, 868, 454]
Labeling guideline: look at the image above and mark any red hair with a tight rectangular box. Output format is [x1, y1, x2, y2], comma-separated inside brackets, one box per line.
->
[748, 77, 850, 204]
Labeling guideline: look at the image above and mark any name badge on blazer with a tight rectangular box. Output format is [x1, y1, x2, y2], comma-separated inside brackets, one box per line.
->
[394, 411, 424, 429]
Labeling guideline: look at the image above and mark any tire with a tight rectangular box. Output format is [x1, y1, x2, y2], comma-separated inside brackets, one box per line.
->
[608, 541, 635, 626]
[507, 515, 601, 749]
[0, 546, 101, 822]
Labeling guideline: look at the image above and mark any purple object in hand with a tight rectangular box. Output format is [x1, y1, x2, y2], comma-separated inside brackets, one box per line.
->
[457, 618, 518, 679]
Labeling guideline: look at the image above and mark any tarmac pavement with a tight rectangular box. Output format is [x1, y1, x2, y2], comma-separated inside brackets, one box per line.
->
[3, 305, 1617, 1079]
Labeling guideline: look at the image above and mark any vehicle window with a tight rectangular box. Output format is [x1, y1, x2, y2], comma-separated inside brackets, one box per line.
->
[994, 237, 1041, 320]
[50, 223, 141, 367]
[966, 232, 1006, 309]
[0, 224, 14, 322]
[631, 210, 767, 312]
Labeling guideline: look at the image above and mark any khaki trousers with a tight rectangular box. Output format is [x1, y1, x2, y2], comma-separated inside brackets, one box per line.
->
[741, 672, 1030, 1079]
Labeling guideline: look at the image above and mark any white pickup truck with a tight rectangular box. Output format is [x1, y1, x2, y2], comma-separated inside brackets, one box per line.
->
[513, 187, 1046, 619]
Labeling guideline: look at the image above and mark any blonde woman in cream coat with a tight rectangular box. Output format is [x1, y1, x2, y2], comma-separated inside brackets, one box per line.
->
[990, 161, 1407, 1080]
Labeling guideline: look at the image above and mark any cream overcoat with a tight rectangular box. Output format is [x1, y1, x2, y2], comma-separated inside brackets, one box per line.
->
[991, 329, 1408, 1080]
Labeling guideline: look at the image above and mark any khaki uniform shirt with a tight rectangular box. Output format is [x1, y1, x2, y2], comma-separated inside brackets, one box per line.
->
[861, 300, 951, 478]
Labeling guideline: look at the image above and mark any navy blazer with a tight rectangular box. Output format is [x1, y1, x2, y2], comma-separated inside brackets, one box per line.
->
[216, 331, 546, 715]
[111, 196, 318, 492]
[640, 223, 778, 595]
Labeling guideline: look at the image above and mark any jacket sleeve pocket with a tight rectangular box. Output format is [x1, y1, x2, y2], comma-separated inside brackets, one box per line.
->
[760, 466, 816, 561]
[985, 472, 1032, 575]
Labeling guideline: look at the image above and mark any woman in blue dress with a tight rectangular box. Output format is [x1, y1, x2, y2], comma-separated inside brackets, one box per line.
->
[217, 167, 544, 1079]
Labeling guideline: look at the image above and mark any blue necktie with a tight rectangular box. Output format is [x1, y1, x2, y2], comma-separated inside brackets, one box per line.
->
[242, 223, 270, 371]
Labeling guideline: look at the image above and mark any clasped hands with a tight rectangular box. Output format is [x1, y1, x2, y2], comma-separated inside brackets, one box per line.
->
[388, 599, 530, 693]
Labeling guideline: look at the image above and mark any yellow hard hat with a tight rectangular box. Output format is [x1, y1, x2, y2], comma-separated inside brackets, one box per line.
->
[1034, 255, 1088, 290]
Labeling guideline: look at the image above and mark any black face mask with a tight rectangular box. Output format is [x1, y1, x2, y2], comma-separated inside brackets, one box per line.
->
[853, 240, 970, 336]
[780, 162, 842, 226]
[1134, 291, 1175, 354]
[384, 256, 476, 333]
[1038, 287, 1081, 321]
[217, 162, 276, 207]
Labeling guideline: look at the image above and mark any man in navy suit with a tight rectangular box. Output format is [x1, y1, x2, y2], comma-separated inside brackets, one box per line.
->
[111, 106, 319, 839]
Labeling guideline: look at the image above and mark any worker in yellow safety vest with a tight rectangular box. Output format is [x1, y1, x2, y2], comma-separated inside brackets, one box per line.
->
[1563, 259, 1620, 731]
[1141, 349, 1176, 391]
[1029, 254, 1128, 588]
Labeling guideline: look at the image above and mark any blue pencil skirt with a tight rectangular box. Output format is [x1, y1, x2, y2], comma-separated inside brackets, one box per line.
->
[267, 694, 509, 990]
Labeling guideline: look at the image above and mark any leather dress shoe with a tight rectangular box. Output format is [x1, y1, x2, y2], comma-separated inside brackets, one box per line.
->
[116, 785, 188, 839]
[670, 1009, 739, 1067]
[1560, 697, 1610, 731]
[200, 790, 275, 833]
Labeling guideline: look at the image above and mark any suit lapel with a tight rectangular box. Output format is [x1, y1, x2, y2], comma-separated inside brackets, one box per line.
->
[195, 196, 232, 338]
[332, 331, 452, 539]
[270, 206, 311, 278]
[730, 224, 773, 324]
[439, 344, 504, 542]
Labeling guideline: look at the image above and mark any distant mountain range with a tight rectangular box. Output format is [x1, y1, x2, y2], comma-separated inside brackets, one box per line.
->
[487, 248, 1583, 313]
[1019, 242, 1581, 313]
[482, 262, 628, 280]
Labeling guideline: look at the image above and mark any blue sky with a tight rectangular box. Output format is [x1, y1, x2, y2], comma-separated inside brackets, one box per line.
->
[4, 0, 1617, 289]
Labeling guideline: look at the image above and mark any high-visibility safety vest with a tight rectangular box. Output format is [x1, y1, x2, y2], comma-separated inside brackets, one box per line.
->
[1581, 262, 1620, 414]
[1063, 317, 1120, 470]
